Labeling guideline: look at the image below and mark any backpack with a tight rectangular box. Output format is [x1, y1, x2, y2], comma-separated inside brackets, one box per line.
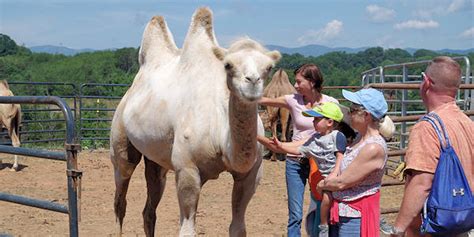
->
[419, 112, 474, 235]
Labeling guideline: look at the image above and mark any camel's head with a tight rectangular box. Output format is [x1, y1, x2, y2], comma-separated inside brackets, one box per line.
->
[213, 38, 281, 102]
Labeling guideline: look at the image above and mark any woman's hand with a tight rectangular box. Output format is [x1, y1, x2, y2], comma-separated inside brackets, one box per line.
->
[316, 179, 325, 194]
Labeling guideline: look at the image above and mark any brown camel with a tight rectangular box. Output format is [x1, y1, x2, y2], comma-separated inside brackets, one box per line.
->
[262, 69, 296, 161]
[0, 80, 21, 171]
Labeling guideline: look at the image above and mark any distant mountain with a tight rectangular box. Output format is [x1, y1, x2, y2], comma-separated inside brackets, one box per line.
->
[266, 44, 368, 57]
[29, 45, 96, 56]
[28, 44, 474, 57]
[436, 48, 474, 55]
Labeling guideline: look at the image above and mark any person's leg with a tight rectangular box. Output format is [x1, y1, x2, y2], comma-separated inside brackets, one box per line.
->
[320, 192, 330, 225]
[337, 217, 361, 237]
[286, 158, 308, 237]
[304, 195, 321, 237]
[318, 192, 331, 237]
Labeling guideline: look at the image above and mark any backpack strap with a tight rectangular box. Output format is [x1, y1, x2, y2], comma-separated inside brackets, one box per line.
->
[427, 112, 451, 147]
[419, 112, 450, 150]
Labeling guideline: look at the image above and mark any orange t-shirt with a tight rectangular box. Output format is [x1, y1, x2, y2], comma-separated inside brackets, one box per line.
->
[405, 102, 474, 189]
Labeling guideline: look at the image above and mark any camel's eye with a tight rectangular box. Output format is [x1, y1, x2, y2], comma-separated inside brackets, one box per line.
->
[224, 63, 233, 70]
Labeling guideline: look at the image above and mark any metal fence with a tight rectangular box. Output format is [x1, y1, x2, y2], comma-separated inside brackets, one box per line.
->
[0, 96, 81, 236]
[78, 83, 128, 149]
[361, 56, 472, 155]
[1, 57, 471, 154]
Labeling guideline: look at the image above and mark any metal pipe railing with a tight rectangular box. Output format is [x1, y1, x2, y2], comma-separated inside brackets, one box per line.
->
[0, 96, 81, 237]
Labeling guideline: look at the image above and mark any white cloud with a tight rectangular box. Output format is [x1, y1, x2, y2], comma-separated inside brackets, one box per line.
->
[297, 20, 343, 45]
[460, 27, 474, 38]
[448, 0, 465, 12]
[366, 5, 396, 22]
[394, 20, 439, 30]
[412, 0, 468, 18]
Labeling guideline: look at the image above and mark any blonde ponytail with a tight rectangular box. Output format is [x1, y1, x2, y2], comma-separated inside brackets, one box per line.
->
[378, 116, 395, 140]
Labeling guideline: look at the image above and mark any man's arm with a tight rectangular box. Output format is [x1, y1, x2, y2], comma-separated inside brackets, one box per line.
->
[392, 170, 433, 236]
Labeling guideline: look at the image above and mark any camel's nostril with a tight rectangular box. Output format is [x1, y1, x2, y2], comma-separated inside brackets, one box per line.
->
[245, 77, 260, 83]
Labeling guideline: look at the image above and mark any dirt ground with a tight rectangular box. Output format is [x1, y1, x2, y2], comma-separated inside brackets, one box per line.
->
[0, 150, 402, 236]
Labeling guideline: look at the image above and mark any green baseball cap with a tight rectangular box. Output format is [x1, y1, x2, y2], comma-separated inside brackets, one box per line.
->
[302, 102, 344, 122]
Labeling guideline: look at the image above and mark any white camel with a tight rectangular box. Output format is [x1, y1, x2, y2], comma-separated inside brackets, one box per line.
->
[110, 7, 281, 237]
[0, 80, 21, 171]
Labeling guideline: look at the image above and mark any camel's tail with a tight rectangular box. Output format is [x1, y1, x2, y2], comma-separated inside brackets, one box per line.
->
[138, 15, 179, 67]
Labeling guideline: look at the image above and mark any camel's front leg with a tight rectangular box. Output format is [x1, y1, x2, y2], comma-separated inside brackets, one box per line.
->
[229, 157, 263, 237]
[176, 166, 201, 237]
[11, 139, 20, 172]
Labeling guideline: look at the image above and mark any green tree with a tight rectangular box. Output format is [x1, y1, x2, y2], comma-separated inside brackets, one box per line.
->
[0, 34, 19, 56]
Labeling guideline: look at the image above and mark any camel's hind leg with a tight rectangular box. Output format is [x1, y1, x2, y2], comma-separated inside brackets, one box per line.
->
[279, 108, 290, 142]
[270, 118, 278, 161]
[143, 157, 167, 237]
[229, 157, 263, 237]
[6, 118, 20, 171]
[111, 139, 142, 235]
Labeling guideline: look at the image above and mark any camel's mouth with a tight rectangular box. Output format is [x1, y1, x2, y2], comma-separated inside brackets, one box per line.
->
[237, 82, 264, 102]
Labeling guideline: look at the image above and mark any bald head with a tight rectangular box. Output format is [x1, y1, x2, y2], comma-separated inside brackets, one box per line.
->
[426, 56, 461, 95]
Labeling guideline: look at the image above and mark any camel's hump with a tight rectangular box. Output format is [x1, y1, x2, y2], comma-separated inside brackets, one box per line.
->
[264, 69, 296, 97]
[190, 7, 214, 40]
[138, 15, 179, 67]
[180, 7, 219, 61]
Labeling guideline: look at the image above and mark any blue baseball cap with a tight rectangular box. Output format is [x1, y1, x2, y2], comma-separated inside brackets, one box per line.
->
[342, 88, 388, 119]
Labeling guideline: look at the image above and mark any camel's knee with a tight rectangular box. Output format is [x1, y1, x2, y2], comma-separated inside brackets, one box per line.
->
[176, 167, 201, 231]
[10, 133, 20, 148]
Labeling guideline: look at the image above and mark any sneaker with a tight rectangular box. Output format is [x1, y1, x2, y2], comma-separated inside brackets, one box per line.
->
[318, 224, 329, 237]
[380, 217, 394, 235]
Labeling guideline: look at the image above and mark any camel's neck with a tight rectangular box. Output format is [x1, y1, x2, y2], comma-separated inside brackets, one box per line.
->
[228, 94, 258, 173]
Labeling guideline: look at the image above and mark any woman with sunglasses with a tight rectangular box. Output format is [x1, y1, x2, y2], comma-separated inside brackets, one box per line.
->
[259, 64, 338, 237]
[316, 88, 395, 237]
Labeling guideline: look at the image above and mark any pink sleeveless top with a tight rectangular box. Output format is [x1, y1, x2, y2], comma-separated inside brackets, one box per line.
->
[284, 93, 338, 142]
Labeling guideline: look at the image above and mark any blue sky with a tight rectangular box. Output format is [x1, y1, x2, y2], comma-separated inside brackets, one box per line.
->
[1, 0, 473, 50]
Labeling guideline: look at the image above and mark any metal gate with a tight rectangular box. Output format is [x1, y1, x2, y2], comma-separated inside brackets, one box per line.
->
[1, 82, 77, 146]
[0, 96, 81, 237]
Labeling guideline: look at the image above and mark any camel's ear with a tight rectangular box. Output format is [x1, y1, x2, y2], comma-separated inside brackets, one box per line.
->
[212, 46, 227, 61]
[267, 50, 281, 62]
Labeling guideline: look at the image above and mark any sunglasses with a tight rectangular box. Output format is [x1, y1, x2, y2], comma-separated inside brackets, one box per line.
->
[421, 72, 435, 84]
[349, 104, 366, 114]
